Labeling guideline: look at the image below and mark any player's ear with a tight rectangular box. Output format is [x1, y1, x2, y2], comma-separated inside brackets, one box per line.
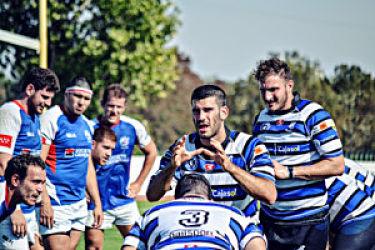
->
[25, 84, 35, 97]
[92, 140, 97, 149]
[11, 174, 21, 187]
[219, 106, 229, 120]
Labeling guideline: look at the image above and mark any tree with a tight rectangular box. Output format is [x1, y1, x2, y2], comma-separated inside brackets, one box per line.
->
[0, 0, 180, 114]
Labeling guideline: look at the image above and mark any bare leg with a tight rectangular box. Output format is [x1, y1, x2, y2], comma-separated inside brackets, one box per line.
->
[116, 225, 133, 238]
[43, 234, 70, 250]
[69, 230, 82, 250]
[84, 227, 104, 250]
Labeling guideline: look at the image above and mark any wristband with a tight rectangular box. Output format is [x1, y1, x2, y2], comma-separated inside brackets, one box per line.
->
[287, 166, 294, 178]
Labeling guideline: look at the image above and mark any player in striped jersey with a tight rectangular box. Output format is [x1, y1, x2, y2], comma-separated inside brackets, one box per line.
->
[327, 174, 375, 250]
[253, 58, 344, 249]
[147, 84, 276, 219]
[123, 174, 267, 250]
[343, 158, 375, 199]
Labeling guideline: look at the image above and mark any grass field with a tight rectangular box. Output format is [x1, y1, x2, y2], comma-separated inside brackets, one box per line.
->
[76, 200, 164, 250]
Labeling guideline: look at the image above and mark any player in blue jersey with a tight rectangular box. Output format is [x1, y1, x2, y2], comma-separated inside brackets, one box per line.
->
[39, 77, 102, 250]
[253, 58, 345, 250]
[0, 155, 46, 249]
[0, 67, 60, 249]
[147, 84, 276, 219]
[85, 84, 157, 249]
[123, 174, 267, 250]
[327, 173, 375, 250]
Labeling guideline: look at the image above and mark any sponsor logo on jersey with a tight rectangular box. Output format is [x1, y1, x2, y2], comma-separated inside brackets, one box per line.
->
[276, 119, 284, 125]
[66, 132, 77, 138]
[119, 136, 130, 149]
[276, 145, 300, 153]
[64, 148, 91, 158]
[170, 229, 215, 238]
[212, 188, 237, 199]
[204, 163, 215, 171]
[0, 134, 12, 148]
[65, 148, 75, 157]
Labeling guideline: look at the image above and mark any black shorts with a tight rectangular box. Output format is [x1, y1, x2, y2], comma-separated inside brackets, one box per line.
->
[260, 210, 329, 250]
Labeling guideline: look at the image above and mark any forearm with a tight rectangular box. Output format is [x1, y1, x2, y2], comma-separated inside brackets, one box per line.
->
[86, 162, 102, 208]
[146, 164, 175, 202]
[292, 155, 344, 180]
[135, 149, 157, 186]
[226, 162, 277, 204]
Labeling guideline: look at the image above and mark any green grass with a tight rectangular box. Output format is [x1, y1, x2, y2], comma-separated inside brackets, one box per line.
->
[76, 200, 164, 250]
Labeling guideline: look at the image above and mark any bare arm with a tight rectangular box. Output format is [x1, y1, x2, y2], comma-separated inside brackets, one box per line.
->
[146, 136, 211, 202]
[273, 155, 344, 180]
[86, 156, 103, 228]
[210, 139, 277, 204]
[146, 162, 176, 202]
[121, 246, 136, 250]
[0, 152, 12, 175]
[39, 144, 54, 228]
[244, 237, 267, 250]
[128, 140, 157, 198]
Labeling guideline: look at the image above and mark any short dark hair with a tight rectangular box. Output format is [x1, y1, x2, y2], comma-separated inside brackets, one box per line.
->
[175, 174, 212, 199]
[191, 84, 226, 107]
[65, 76, 92, 91]
[101, 84, 128, 107]
[93, 126, 116, 144]
[254, 57, 292, 83]
[21, 67, 60, 93]
[5, 155, 45, 185]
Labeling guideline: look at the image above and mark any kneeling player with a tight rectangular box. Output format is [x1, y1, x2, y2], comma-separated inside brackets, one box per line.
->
[123, 174, 267, 250]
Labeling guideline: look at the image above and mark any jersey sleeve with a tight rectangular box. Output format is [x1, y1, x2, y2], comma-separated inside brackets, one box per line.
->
[244, 136, 275, 182]
[0, 106, 21, 155]
[40, 107, 59, 145]
[122, 222, 146, 250]
[306, 107, 343, 158]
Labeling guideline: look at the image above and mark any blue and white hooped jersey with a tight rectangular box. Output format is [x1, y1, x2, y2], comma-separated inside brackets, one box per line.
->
[0, 101, 41, 214]
[0, 177, 16, 223]
[253, 99, 343, 221]
[123, 198, 266, 250]
[154, 129, 275, 219]
[0, 101, 41, 157]
[90, 115, 151, 211]
[326, 174, 375, 232]
[343, 158, 375, 200]
[40, 105, 93, 206]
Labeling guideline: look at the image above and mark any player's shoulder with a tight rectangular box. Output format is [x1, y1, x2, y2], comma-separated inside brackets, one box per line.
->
[119, 115, 145, 129]
[41, 105, 63, 121]
[0, 101, 23, 117]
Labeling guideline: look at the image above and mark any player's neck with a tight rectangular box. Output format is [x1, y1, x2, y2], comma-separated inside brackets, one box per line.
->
[182, 194, 208, 200]
[14, 98, 29, 114]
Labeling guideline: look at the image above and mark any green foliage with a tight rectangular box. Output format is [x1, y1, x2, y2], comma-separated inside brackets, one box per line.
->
[0, 0, 180, 115]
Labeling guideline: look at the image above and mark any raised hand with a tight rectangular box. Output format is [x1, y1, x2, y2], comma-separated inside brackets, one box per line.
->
[209, 139, 234, 172]
[172, 135, 213, 168]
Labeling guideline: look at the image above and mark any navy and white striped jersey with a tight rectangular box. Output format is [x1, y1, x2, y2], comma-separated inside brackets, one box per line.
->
[253, 99, 343, 220]
[123, 198, 266, 250]
[326, 174, 375, 232]
[343, 158, 375, 200]
[154, 129, 275, 218]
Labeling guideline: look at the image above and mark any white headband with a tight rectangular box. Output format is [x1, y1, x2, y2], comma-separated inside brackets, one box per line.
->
[65, 86, 93, 95]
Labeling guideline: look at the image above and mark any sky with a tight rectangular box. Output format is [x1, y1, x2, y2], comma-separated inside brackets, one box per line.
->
[170, 0, 375, 82]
